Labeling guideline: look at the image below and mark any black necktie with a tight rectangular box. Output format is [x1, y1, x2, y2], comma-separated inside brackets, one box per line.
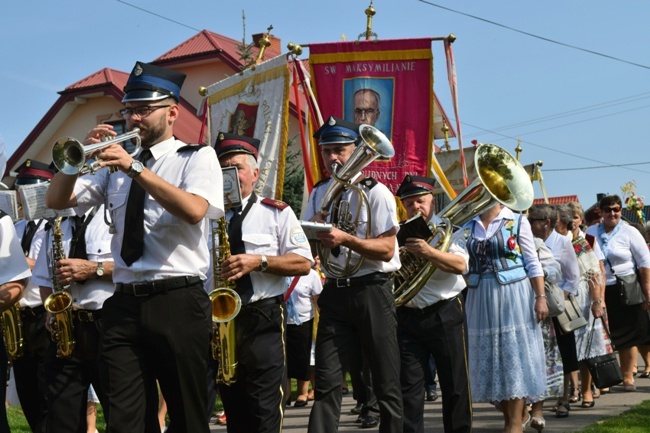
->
[21, 220, 37, 256]
[69, 215, 88, 260]
[227, 196, 256, 304]
[121, 149, 152, 266]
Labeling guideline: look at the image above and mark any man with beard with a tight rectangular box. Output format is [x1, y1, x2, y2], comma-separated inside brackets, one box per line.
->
[46, 61, 224, 433]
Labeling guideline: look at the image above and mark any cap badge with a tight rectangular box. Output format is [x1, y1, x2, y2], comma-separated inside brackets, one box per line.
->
[328, 117, 336, 126]
[134, 64, 143, 76]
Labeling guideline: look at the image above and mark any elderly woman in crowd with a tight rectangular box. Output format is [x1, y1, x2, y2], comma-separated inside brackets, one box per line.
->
[585, 195, 650, 391]
[463, 204, 547, 433]
[565, 202, 607, 406]
[527, 204, 581, 419]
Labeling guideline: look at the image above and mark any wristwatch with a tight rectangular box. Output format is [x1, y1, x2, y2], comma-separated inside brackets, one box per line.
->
[127, 160, 144, 178]
[260, 255, 269, 272]
[95, 262, 104, 278]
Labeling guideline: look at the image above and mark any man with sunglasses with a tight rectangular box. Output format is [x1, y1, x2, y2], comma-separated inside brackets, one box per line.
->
[46, 61, 224, 433]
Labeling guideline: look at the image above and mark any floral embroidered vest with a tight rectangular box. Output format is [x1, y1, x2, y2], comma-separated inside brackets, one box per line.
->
[465, 215, 527, 288]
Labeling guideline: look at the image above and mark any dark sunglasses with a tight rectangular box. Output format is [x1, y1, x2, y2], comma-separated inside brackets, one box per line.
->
[601, 206, 622, 213]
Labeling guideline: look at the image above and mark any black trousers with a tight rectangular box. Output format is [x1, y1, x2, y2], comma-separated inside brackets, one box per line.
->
[308, 278, 403, 433]
[218, 296, 287, 433]
[101, 282, 211, 433]
[12, 308, 49, 433]
[0, 332, 9, 433]
[397, 296, 472, 433]
[44, 315, 105, 433]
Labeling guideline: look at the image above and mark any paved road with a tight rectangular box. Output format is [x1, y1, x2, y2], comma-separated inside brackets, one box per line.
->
[210, 379, 650, 432]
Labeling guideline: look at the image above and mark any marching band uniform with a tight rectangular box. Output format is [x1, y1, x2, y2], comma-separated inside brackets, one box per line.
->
[47, 61, 224, 433]
[305, 117, 403, 433]
[31, 206, 113, 432]
[12, 159, 55, 433]
[395, 176, 472, 433]
[0, 211, 31, 433]
[213, 132, 313, 433]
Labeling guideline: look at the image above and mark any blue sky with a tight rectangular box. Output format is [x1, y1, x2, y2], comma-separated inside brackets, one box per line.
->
[1, 1, 649, 207]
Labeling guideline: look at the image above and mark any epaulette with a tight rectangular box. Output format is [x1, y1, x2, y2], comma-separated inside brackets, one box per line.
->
[314, 177, 330, 188]
[177, 144, 207, 153]
[261, 197, 289, 210]
[360, 178, 378, 189]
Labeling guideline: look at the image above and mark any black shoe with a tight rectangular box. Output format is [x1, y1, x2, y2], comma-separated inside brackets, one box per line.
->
[355, 413, 365, 423]
[426, 389, 438, 402]
[361, 415, 379, 428]
[351, 402, 363, 415]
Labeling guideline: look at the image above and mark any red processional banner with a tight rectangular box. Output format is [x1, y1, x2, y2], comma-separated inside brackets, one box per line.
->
[309, 38, 434, 194]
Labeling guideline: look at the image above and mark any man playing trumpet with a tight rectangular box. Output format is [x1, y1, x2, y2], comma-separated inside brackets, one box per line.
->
[395, 175, 472, 433]
[305, 116, 403, 433]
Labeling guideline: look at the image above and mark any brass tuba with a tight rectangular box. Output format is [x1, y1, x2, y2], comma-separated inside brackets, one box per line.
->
[44, 217, 76, 358]
[317, 124, 395, 278]
[208, 217, 241, 385]
[393, 143, 534, 306]
[1, 303, 24, 359]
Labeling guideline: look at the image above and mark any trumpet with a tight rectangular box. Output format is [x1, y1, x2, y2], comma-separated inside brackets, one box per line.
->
[52, 128, 141, 175]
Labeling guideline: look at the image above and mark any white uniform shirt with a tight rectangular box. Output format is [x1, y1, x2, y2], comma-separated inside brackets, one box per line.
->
[0, 215, 31, 285]
[287, 269, 323, 324]
[586, 223, 650, 285]
[304, 178, 400, 277]
[405, 214, 469, 309]
[205, 194, 313, 303]
[73, 138, 224, 284]
[14, 219, 47, 307]
[468, 207, 544, 278]
[32, 206, 114, 310]
[544, 230, 581, 295]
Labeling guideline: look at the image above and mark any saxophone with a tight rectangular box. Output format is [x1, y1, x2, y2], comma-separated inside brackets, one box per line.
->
[43, 217, 76, 358]
[1, 303, 24, 359]
[208, 217, 241, 385]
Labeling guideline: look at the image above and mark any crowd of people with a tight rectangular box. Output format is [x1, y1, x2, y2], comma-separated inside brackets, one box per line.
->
[0, 60, 649, 433]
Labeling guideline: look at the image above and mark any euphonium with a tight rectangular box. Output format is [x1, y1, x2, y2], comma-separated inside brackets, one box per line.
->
[208, 217, 241, 385]
[44, 217, 76, 358]
[393, 143, 534, 306]
[1, 303, 24, 359]
[317, 124, 395, 278]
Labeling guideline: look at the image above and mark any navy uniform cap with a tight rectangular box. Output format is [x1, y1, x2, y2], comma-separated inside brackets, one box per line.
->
[314, 116, 359, 145]
[214, 132, 260, 160]
[122, 61, 186, 103]
[397, 175, 436, 200]
[14, 159, 55, 186]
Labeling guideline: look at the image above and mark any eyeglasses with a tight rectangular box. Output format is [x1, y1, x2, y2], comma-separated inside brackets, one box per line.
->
[354, 108, 377, 117]
[601, 206, 622, 214]
[120, 105, 170, 118]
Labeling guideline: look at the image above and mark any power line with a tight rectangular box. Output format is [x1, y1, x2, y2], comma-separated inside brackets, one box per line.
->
[115, 0, 200, 32]
[417, 0, 650, 70]
[545, 161, 650, 172]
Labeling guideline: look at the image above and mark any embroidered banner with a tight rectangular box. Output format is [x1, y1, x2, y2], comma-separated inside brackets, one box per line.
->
[204, 55, 290, 200]
[309, 38, 436, 194]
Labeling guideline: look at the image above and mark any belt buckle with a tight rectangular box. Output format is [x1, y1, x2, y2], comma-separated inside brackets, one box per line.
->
[77, 310, 93, 322]
[132, 282, 151, 297]
[336, 278, 351, 288]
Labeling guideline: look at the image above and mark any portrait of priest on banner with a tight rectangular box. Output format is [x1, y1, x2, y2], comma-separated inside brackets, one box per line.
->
[343, 78, 394, 140]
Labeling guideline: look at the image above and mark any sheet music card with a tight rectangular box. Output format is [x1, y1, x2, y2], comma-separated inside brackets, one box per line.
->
[0, 190, 18, 221]
[17, 183, 75, 220]
[222, 166, 242, 210]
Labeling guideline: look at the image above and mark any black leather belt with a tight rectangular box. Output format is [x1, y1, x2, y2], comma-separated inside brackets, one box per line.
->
[73, 309, 102, 322]
[399, 295, 459, 315]
[244, 295, 283, 309]
[115, 276, 202, 297]
[21, 305, 45, 317]
[325, 272, 391, 288]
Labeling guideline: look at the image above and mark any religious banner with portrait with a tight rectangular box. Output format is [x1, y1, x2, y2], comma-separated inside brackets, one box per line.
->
[202, 55, 290, 199]
[309, 38, 437, 194]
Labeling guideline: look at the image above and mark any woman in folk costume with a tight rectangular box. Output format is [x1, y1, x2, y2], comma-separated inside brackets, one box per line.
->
[463, 204, 547, 433]
[566, 201, 607, 406]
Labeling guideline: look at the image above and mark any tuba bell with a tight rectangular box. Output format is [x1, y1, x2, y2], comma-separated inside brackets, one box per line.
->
[393, 143, 534, 306]
[317, 124, 395, 278]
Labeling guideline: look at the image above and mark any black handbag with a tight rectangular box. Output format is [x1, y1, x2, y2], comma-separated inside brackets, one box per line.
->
[583, 317, 623, 389]
[606, 258, 645, 306]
